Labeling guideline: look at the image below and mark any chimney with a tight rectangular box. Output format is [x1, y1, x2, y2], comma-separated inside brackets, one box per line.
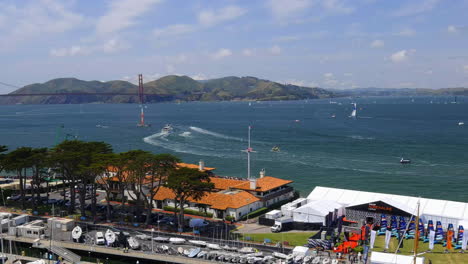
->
[259, 169, 265, 178]
[199, 160, 205, 171]
[249, 178, 257, 190]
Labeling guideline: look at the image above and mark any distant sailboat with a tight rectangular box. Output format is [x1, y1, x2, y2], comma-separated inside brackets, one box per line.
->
[349, 103, 357, 118]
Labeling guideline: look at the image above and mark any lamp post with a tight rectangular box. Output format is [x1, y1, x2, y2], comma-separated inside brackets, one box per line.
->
[151, 228, 154, 253]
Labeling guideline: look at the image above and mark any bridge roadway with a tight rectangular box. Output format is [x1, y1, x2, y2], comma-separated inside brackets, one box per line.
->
[4, 236, 213, 264]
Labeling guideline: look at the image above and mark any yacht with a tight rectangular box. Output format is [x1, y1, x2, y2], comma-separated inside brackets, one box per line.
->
[161, 124, 173, 133]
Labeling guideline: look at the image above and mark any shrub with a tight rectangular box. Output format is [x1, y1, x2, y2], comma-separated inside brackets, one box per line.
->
[163, 206, 213, 218]
[240, 207, 268, 221]
[225, 215, 235, 222]
[353, 246, 363, 253]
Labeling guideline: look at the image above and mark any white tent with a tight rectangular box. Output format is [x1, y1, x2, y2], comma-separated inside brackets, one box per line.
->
[307, 186, 468, 228]
[370, 252, 424, 264]
[293, 200, 344, 224]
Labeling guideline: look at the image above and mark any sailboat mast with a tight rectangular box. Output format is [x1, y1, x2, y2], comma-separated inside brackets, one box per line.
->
[247, 126, 251, 179]
[413, 199, 420, 264]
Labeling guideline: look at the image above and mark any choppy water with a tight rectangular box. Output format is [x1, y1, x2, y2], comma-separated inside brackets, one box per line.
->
[1, 96, 467, 201]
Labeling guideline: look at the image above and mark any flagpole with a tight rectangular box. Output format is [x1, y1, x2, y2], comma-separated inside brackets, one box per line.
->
[414, 199, 420, 264]
[247, 126, 251, 179]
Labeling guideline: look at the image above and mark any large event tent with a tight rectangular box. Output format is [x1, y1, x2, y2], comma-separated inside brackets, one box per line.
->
[305, 186, 468, 228]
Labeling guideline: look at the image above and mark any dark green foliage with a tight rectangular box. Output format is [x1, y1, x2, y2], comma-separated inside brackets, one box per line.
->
[163, 206, 213, 218]
[239, 207, 268, 221]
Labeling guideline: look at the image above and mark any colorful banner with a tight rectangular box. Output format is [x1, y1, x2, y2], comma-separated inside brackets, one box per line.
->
[457, 225, 464, 243]
[463, 230, 468, 251]
[447, 230, 454, 250]
[370, 230, 377, 249]
[385, 230, 392, 249]
[429, 230, 436, 250]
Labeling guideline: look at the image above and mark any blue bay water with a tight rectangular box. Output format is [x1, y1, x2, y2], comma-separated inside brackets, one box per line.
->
[1, 96, 467, 201]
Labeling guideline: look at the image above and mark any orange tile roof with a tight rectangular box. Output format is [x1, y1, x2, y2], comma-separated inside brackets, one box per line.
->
[232, 176, 293, 192]
[206, 176, 292, 192]
[177, 163, 216, 171]
[153, 187, 259, 210]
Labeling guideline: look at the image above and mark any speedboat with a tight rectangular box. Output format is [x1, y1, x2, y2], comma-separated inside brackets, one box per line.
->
[400, 158, 411, 164]
[161, 124, 173, 133]
[459, 121, 464, 126]
[271, 146, 280, 152]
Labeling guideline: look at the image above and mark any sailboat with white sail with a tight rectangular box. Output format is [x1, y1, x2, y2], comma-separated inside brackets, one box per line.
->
[349, 103, 357, 118]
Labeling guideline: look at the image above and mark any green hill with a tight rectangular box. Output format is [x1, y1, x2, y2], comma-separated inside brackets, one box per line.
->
[0, 75, 333, 104]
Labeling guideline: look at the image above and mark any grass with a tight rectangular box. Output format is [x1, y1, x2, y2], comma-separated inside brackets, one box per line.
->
[372, 235, 468, 264]
[237, 231, 468, 263]
[238, 232, 316, 247]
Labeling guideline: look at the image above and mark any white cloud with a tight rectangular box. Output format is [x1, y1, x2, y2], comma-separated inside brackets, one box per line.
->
[211, 48, 232, 60]
[448, 25, 458, 33]
[0, 0, 84, 48]
[390, 49, 415, 63]
[191, 74, 209, 80]
[242, 49, 254, 56]
[397, 28, 416, 37]
[102, 38, 128, 53]
[393, 0, 439, 17]
[267, 0, 312, 20]
[153, 24, 196, 38]
[322, 0, 354, 14]
[463, 65, 468, 73]
[96, 0, 162, 34]
[50, 45, 90, 57]
[370, 39, 384, 48]
[269, 45, 281, 55]
[198, 5, 246, 26]
[324, 73, 334, 78]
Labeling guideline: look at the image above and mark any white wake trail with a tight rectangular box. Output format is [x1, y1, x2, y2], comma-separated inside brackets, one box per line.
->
[189, 126, 243, 141]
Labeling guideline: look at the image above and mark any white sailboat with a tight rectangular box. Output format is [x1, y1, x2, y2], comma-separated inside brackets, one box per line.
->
[349, 103, 357, 118]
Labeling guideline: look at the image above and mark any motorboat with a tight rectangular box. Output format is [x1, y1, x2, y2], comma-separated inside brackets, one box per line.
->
[271, 146, 280, 152]
[189, 240, 207, 247]
[459, 121, 465, 126]
[127, 237, 140, 250]
[161, 124, 173, 133]
[177, 247, 184, 255]
[169, 237, 186, 244]
[153, 236, 169, 243]
[95, 232, 105, 245]
[207, 243, 222, 250]
[188, 248, 201, 258]
[238, 247, 256, 253]
[332, 259, 339, 264]
[135, 234, 150, 240]
[197, 251, 207, 258]
[331, 114, 336, 118]
[183, 249, 191, 256]
[311, 257, 321, 264]
[71, 226, 82, 242]
[400, 158, 411, 164]
[322, 257, 331, 264]
[273, 252, 288, 259]
[105, 229, 116, 245]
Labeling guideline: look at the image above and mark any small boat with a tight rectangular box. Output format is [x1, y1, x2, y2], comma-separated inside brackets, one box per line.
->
[322, 258, 331, 264]
[183, 249, 191, 256]
[71, 226, 82, 241]
[127, 237, 140, 250]
[294, 255, 303, 263]
[304, 255, 313, 263]
[311, 257, 321, 264]
[177, 247, 184, 254]
[161, 124, 173, 133]
[238, 247, 256, 253]
[135, 234, 150, 240]
[169, 237, 186, 244]
[332, 259, 339, 264]
[189, 240, 207, 247]
[273, 252, 288, 259]
[459, 122, 464, 126]
[96, 124, 109, 129]
[153, 236, 169, 242]
[105, 229, 116, 244]
[159, 245, 169, 251]
[197, 251, 207, 258]
[207, 243, 222, 250]
[349, 103, 357, 118]
[188, 248, 201, 258]
[400, 158, 411, 164]
[331, 114, 336, 118]
[271, 146, 280, 152]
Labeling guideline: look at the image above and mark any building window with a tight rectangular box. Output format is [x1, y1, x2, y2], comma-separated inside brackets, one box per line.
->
[239, 212, 242, 217]
[250, 208, 253, 212]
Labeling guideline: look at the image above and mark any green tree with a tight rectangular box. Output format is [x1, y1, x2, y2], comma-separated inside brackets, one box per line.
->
[3, 147, 34, 209]
[0, 146, 7, 173]
[124, 150, 152, 219]
[165, 167, 214, 231]
[142, 153, 180, 225]
[93, 153, 119, 222]
[29, 148, 48, 212]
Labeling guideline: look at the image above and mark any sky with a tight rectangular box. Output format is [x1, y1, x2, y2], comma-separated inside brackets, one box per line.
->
[1, 0, 468, 93]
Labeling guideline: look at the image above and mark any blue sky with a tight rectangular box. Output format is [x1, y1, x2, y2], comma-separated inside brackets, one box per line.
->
[1, 0, 468, 93]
